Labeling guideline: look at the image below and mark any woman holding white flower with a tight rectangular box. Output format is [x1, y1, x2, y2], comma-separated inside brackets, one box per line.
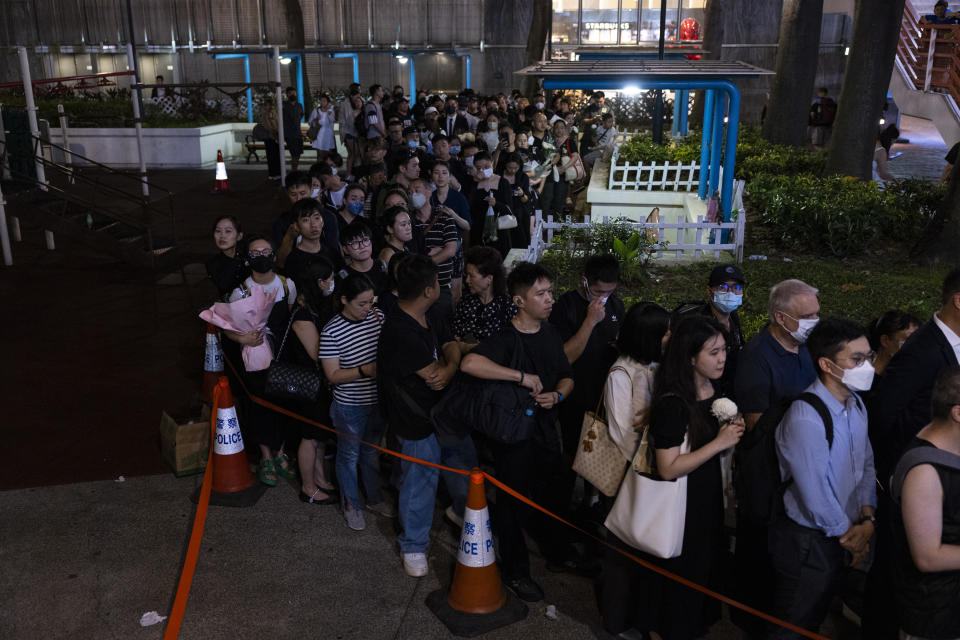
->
[600, 315, 744, 640]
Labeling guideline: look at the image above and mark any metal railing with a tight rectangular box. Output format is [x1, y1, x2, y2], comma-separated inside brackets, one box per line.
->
[1, 134, 177, 254]
[898, 0, 960, 104]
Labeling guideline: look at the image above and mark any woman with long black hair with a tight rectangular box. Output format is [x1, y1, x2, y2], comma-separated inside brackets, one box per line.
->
[601, 315, 744, 640]
[289, 258, 340, 504]
[206, 215, 248, 301]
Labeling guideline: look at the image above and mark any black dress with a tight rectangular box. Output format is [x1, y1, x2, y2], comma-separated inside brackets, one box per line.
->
[600, 393, 724, 640]
[205, 253, 247, 301]
[282, 303, 335, 443]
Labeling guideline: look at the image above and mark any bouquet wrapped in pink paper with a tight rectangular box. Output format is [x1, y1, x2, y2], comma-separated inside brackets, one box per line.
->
[199, 284, 279, 372]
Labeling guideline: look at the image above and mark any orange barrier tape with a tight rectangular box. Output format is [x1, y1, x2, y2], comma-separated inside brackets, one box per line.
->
[194, 336, 828, 640]
[163, 383, 220, 640]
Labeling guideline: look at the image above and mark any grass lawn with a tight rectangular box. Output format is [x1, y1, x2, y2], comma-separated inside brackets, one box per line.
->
[543, 250, 950, 341]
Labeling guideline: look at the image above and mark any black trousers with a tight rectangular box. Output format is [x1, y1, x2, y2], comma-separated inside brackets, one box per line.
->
[264, 138, 281, 178]
[766, 516, 848, 639]
[490, 439, 570, 578]
[732, 515, 778, 638]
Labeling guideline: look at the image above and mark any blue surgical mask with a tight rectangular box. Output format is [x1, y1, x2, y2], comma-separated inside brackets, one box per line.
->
[449, 145, 461, 155]
[407, 140, 418, 149]
[713, 291, 742, 313]
[347, 201, 364, 216]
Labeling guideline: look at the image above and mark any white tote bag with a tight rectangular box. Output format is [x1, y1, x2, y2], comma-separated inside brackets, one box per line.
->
[604, 431, 688, 559]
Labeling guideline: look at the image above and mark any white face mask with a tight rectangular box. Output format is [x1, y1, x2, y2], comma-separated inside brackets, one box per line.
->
[321, 280, 335, 296]
[480, 167, 493, 179]
[465, 156, 475, 167]
[487, 121, 498, 130]
[830, 359, 876, 392]
[527, 136, 535, 146]
[780, 312, 819, 344]
[311, 187, 320, 198]
[535, 102, 545, 110]
[410, 192, 428, 208]
[331, 167, 338, 175]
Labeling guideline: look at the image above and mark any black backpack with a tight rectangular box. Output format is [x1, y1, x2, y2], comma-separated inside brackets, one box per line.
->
[734, 392, 835, 525]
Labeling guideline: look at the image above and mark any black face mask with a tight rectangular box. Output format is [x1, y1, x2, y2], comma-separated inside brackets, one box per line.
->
[446, 105, 457, 115]
[249, 255, 276, 273]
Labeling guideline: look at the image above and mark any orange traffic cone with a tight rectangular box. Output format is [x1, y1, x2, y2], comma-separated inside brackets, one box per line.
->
[196, 376, 265, 507]
[214, 149, 229, 192]
[200, 323, 223, 404]
[426, 469, 528, 636]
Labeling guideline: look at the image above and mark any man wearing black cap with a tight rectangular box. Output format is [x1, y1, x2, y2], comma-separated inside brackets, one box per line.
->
[673, 264, 746, 399]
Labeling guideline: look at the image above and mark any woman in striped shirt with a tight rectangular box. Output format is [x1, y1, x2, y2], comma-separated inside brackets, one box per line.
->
[319, 274, 390, 531]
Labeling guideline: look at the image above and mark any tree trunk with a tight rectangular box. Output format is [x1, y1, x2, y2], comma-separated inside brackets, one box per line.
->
[690, 0, 725, 129]
[284, 0, 311, 113]
[824, 0, 906, 178]
[522, 0, 552, 97]
[760, 0, 824, 145]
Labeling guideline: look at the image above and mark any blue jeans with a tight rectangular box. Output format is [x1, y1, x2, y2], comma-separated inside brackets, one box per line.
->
[331, 401, 385, 510]
[396, 433, 477, 553]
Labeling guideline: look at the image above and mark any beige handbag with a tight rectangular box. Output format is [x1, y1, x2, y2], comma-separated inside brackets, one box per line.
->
[571, 366, 630, 497]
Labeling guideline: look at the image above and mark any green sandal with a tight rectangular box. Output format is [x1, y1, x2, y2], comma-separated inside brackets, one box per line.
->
[258, 459, 278, 487]
[274, 453, 297, 481]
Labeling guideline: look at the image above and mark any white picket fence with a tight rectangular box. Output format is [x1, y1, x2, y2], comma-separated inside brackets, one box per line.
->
[523, 212, 746, 264]
[607, 146, 701, 191]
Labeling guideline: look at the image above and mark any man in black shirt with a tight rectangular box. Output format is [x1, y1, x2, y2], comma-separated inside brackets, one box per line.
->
[279, 198, 340, 280]
[461, 262, 575, 602]
[275, 172, 341, 270]
[672, 264, 746, 399]
[377, 254, 475, 579]
[550, 254, 625, 491]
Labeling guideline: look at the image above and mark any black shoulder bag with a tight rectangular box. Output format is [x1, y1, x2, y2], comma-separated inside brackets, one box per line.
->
[264, 311, 324, 403]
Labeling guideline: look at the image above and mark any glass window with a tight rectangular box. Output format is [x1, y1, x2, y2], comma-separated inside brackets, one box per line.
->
[678, 0, 706, 41]
[581, 0, 623, 45]
[621, 0, 639, 45]
[552, 0, 580, 44]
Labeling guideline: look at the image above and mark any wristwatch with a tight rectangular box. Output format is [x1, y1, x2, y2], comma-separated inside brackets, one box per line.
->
[556, 392, 564, 403]
[857, 514, 877, 526]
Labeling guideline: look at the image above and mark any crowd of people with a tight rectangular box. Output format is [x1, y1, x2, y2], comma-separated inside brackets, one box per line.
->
[206, 85, 960, 640]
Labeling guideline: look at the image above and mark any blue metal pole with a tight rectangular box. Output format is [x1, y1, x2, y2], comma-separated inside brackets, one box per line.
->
[709, 92, 724, 199]
[294, 54, 305, 120]
[464, 55, 471, 89]
[721, 85, 740, 222]
[679, 89, 688, 136]
[409, 56, 416, 107]
[698, 89, 714, 200]
[672, 92, 681, 137]
[244, 55, 252, 123]
[352, 53, 359, 84]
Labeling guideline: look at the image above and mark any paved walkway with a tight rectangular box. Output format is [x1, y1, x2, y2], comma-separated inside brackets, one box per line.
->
[889, 114, 949, 182]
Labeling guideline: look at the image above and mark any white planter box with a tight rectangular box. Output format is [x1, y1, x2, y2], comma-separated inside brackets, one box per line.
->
[48, 122, 252, 169]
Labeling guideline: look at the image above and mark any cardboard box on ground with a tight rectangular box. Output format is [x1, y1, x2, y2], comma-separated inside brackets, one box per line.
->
[160, 404, 211, 476]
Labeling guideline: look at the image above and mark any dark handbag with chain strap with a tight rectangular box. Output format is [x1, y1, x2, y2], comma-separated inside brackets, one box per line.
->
[264, 312, 323, 403]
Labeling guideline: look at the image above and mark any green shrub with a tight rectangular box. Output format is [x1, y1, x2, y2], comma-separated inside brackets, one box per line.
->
[538, 219, 659, 291]
[747, 173, 942, 257]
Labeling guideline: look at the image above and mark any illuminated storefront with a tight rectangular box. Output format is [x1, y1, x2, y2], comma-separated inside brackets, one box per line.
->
[551, 0, 706, 47]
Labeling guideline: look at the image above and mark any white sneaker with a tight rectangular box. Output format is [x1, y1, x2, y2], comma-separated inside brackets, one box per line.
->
[445, 505, 464, 529]
[402, 552, 428, 577]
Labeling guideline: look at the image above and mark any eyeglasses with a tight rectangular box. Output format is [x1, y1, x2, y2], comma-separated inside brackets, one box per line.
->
[848, 351, 877, 367]
[347, 236, 371, 249]
[248, 249, 273, 257]
[713, 283, 745, 294]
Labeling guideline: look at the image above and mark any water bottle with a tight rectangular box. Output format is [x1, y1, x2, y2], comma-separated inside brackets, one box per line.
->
[85, 213, 94, 229]
[483, 190, 497, 243]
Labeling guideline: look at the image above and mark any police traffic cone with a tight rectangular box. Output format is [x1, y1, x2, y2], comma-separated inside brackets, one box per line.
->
[214, 149, 229, 192]
[200, 324, 223, 404]
[193, 377, 266, 507]
[426, 469, 528, 636]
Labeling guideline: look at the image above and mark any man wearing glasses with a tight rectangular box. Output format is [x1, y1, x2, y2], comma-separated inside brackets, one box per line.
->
[339, 221, 388, 296]
[674, 264, 747, 399]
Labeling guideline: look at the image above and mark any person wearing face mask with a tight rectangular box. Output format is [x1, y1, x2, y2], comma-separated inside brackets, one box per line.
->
[466, 151, 513, 251]
[443, 99, 470, 137]
[480, 116, 502, 155]
[227, 236, 299, 487]
[730, 278, 819, 637]
[673, 265, 747, 399]
[769, 318, 877, 639]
